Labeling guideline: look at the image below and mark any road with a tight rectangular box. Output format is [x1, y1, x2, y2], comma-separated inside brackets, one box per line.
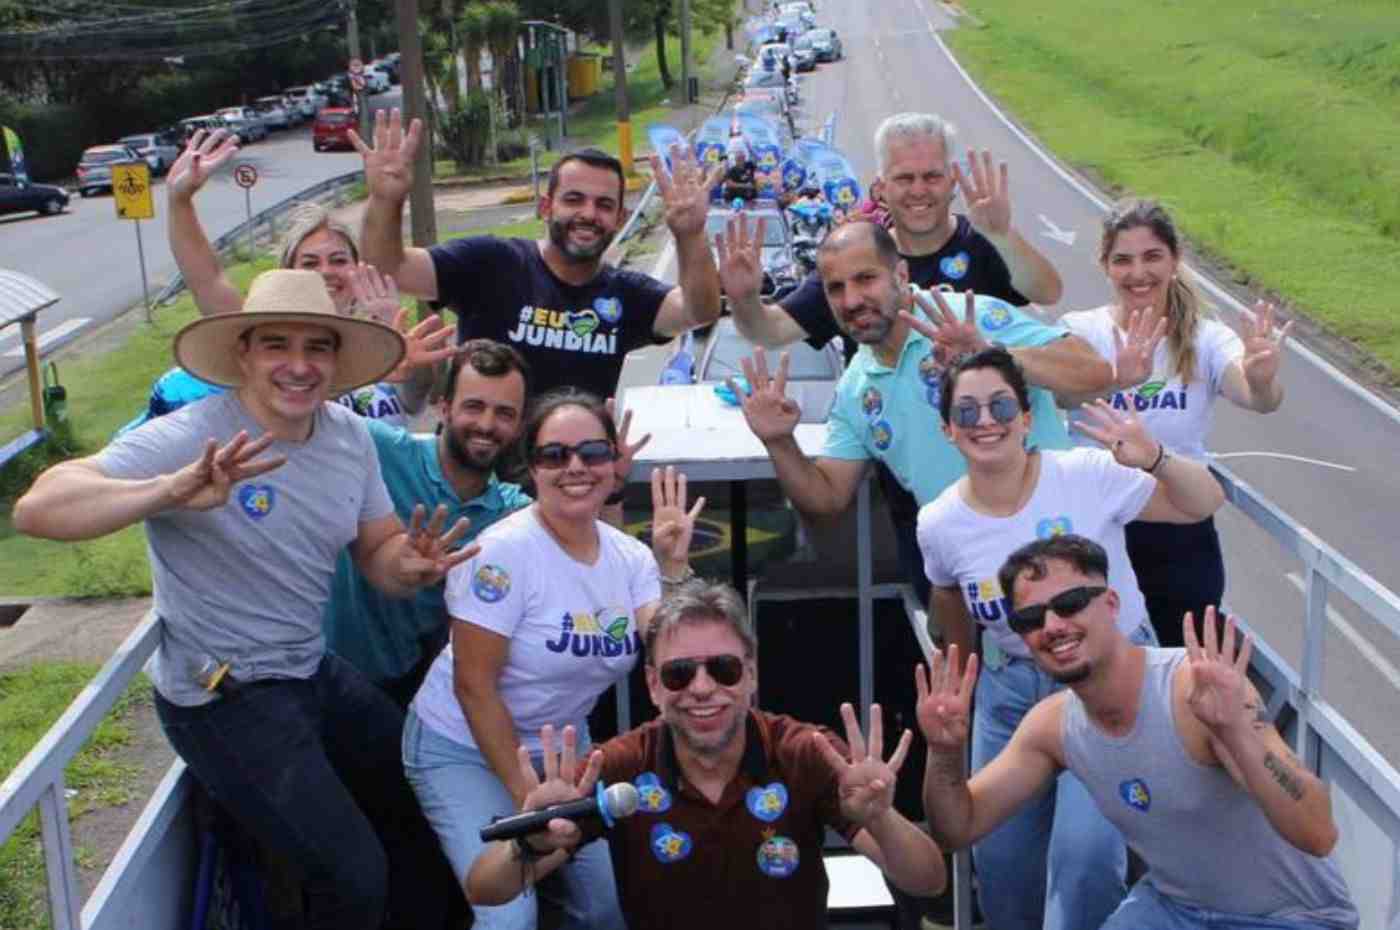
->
[723, 0, 1400, 763]
[0, 91, 398, 377]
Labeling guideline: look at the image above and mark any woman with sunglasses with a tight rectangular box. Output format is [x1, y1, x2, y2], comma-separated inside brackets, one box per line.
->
[1058, 198, 1291, 648]
[914, 346, 1224, 930]
[402, 388, 702, 930]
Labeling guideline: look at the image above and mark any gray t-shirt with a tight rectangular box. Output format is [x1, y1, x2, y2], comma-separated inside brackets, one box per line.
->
[97, 392, 395, 706]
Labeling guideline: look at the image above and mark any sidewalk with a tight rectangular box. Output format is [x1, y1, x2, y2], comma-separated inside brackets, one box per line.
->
[0, 596, 152, 674]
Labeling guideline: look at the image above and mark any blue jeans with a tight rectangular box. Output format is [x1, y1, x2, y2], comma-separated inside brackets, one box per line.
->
[153, 654, 450, 930]
[402, 709, 626, 930]
[969, 624, 1154, 930]
[1102, 880, 1351, 930]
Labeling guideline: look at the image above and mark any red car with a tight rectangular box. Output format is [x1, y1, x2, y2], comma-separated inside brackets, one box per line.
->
[312, 108, 359, 152]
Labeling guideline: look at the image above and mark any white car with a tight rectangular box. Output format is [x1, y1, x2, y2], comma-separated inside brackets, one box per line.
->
[282, 85, 326, 119]
[362, 67, 391, 94]
[216, 107, 268, 143]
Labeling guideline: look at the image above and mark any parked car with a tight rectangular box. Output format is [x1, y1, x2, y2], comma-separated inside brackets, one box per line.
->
[0, 173, 70, 217]
[282, 85, 325, 119]
[74, 144, 142, 197]
[370, 57, 400, 85]
[312, 107, 359, 152]
[216, 107, 269, 144]
[804, 27, 843, 62]
[790, 35, 819, 71]
[179, 114, 229, 142]
[118, 131, 182, 175]
[254, 96, 292, 130]
[362, 67, 390, 94]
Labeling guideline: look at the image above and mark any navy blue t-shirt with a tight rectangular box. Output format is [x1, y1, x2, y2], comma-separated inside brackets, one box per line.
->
[430, 236, 673, 398]
[779, 214, 1028, 350]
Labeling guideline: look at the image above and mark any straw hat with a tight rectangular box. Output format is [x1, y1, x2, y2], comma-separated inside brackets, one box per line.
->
[173, 269, 405, 395]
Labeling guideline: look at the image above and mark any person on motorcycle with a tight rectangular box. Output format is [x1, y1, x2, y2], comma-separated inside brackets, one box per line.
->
[788, 184, 833, 275]
[723, 134, 758, 205]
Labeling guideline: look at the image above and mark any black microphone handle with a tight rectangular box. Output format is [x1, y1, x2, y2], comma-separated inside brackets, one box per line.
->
[480, 794, 599, 843]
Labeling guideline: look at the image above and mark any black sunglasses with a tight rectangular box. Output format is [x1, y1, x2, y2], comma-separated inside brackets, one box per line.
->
[951, 395, 1022, 429]
[531, 439, 616, 469]
[1007, 585, 1107, 635]
[658, 654, 745, 691]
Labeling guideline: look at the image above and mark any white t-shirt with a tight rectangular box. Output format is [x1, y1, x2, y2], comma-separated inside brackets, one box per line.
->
[335, 381, 410, 430]
[917, 448, 1156, 659]
[1059, 308, 1242, 461]
[412, 507, 662, 752]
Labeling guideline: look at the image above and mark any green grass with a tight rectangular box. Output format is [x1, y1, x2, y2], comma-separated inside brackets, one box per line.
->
[0, 664, 151, 930]
[444, 217, 545, 242]
[0, 258, 276, 598]
[435, 30, 727, 181]
[948, 0, 1400, 372]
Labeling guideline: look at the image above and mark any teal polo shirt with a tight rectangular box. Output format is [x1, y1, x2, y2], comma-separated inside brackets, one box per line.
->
[821, 291, 1072, 507]
[324, 419, 530, 686]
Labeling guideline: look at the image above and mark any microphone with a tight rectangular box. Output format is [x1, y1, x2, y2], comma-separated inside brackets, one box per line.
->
[480, 781, 640, 843]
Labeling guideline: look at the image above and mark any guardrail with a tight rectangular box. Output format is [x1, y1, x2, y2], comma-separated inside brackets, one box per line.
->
[151, 169, 366, 306]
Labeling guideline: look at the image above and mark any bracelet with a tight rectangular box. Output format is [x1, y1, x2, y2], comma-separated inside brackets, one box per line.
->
[1144, 443, 1168, 475]
[661, 565, 696, 586]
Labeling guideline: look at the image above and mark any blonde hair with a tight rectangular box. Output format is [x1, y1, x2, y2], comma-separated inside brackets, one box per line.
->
[1099, 198, 1207, 384]
[277, 203, 358, 270]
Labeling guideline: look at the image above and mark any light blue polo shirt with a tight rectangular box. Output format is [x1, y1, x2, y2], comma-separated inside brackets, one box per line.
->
[324, 419, 530, 686]
[822, 291, 1072, 507]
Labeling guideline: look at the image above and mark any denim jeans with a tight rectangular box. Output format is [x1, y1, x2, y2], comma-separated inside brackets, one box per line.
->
[969, 624, 1154, 930]
[1102, 879, 1353, 930]
[153, 654, 451, 930]
[402, 709, 627, 930]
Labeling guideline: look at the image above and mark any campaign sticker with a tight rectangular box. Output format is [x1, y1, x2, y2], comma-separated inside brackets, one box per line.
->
[471, 565, 511, 603]
[746, 782, 789, 822]
[635, 772, 673, 814]
[651, 823, 693, 863]
[237, 484, 275, 520]
[756, 834, 800, 878]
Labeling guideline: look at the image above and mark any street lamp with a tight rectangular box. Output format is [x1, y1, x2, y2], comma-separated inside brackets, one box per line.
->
[522, 19, 568, 149]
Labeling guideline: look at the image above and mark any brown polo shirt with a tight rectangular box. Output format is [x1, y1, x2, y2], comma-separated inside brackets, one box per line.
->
[597, 710, 859, 930]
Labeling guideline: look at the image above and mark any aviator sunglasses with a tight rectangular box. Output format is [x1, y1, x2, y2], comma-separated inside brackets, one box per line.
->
[951, 395, 1022, 429]
[530, 439, 617, 469]
[1007, 585, 1108, 635]
[658, 654, 745, 691]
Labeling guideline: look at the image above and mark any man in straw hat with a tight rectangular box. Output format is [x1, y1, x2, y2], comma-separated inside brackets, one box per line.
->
[15, 269, 476, 930]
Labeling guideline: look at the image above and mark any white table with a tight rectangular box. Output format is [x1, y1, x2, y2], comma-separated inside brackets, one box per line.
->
[618, 384, 878, 726]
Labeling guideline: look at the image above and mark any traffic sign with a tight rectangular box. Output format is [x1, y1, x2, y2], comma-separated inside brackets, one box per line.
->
[112, 162, 153, 220]
[350, 73, 366, 92]
[349, 57, 364, 75]
[233, 163, 259, 189]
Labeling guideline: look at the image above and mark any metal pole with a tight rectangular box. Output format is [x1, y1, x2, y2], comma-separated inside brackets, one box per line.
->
[348, 3, 370, 135]
[134, 220, 152, 322]
[397, 0, 438, 256]
[609, 0, 632, 176]
[556, 29, 567, 141]
[244, 187, 255, 261]
[680, 0, 693, 104]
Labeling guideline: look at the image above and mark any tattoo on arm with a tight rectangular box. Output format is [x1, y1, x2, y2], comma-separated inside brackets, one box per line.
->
[1263, 751, 1306, 802]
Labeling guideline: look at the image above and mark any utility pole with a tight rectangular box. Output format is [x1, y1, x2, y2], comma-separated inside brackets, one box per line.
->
[396, 0, 438, 265]
[609, 0, 631, 175]
[347, 2, 370, 135]
[679, 0, 693, 104]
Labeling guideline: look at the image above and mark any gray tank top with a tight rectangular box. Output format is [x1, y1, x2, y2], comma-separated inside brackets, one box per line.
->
[1062, 648, 1357, 927]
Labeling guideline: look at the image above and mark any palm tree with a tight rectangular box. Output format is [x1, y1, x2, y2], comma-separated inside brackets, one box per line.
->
[459, 4, 489, 94]
[484, 2, 520, 129]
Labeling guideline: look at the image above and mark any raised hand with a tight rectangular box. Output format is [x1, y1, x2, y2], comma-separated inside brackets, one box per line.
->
[384, 307, 454, 382]
[952, 150, 1012, 239]
[715, 212, 767, 302]
[350, 108, 422, 204]
[653, 142, 725, 241]
[812, 702, 912, 828]
[398, 503, 476, 588]
[730, 350, 801, 441]
[167, 129, 239, 203]
[605, 400, 653, 499]
[1236, 300, 1292, 391]
[903, 288, 990, 364]
[915, 646, 978, 752]
[1112, 308, 1167, 389]
[512, 724, 604, 850]
[1183, 607, 1254, 737]
[1071, 398, 1161, 469]
[347, 262, 402, 324]
[167, 432, 286, 511]
[650, 465, 705, 573]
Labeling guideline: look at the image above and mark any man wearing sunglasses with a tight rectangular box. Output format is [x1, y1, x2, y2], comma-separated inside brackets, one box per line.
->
[465, 580, 946, 930]
[918, 534, 1357, 930]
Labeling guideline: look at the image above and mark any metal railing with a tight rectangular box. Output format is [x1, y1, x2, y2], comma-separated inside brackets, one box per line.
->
[151, 169, 366, 306]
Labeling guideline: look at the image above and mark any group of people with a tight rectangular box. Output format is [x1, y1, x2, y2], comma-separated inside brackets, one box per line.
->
[10, 100, 1356, 930]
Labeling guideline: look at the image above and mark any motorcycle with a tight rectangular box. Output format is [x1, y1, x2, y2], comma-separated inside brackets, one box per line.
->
[787, 198, 833, 276]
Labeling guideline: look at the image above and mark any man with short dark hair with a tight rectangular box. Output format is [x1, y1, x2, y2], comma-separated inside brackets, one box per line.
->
[464, 579, 946, 930]
[356, 109, 725, 399]
[919, 534, 1358, 930]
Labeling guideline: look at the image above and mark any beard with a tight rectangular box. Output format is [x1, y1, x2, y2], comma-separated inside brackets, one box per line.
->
[444, 427, 505, 474]
[666, 707, 744, 758]
[841, 303, 896, 344]
[547, 216, 616, 262]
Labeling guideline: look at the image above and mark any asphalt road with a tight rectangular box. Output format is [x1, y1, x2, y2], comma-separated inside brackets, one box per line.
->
[738, 0, 1400, 763]
[0, 90, 399, 378]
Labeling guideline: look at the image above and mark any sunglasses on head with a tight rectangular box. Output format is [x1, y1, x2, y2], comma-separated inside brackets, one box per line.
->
[531, 439, 616, 469]
[951, 395, 1022, 429]
[658, 654, 745, 691]
[1007, 585, 1107, 635]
